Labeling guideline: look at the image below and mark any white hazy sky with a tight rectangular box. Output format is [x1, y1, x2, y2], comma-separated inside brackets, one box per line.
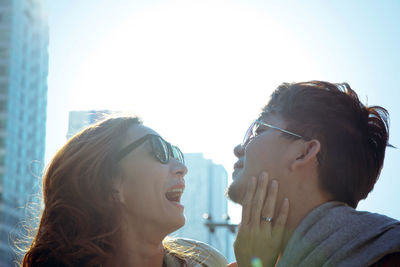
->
[46, 0, 400, 222]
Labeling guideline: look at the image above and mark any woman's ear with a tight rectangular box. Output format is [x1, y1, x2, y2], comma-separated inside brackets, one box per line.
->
[112, 189, 125, 204]
[111, 172, 126, 204]
[290, 139, 321, 171]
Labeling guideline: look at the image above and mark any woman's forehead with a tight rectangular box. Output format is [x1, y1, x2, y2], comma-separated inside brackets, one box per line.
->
[123, 125, 159, 145]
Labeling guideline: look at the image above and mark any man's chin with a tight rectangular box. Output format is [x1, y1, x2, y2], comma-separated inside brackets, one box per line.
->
[226, 181, 243, 205]
[232, 168, 241, 181]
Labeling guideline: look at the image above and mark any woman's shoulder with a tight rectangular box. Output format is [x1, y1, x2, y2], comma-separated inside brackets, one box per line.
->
[164, 237, 228, 267]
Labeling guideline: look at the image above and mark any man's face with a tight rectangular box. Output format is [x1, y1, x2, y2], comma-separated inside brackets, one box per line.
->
[227, 114, 298, 204]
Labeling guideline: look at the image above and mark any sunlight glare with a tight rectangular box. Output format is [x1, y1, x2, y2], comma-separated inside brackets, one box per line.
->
[69, 1, 319, 176]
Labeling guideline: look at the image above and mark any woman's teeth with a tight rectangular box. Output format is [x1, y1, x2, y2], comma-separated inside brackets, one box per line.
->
[169, 188, 183, 193]
[165, 188, 183, 202]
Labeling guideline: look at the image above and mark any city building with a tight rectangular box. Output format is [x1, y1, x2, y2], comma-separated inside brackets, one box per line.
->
[0, 0, 49, 265]
[171, 153, 235, 263]
[66, 110, 111, 139]
[67, 111, 236, 263]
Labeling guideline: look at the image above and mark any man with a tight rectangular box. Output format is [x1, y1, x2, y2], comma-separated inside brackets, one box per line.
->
[227, 81, 400, 266]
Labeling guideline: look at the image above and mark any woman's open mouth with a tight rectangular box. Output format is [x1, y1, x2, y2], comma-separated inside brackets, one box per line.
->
[165, 185, 184, 209]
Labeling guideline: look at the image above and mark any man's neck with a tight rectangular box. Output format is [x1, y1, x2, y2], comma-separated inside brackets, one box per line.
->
[281, 192, 332, 251]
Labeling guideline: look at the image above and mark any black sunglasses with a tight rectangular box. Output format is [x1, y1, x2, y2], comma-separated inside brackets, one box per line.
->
[116, 134, 185, 164]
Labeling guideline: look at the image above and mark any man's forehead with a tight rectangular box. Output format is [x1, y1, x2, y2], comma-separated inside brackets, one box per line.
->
[258, 112, 286, 126]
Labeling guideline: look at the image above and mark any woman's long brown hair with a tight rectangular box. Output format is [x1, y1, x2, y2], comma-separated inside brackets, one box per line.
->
[22, 116, 141, 266]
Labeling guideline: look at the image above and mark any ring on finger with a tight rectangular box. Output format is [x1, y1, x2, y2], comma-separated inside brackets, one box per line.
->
[261, 216, 273, 222]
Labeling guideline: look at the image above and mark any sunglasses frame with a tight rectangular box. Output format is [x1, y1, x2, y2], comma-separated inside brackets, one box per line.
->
[242, 119, 304, 147]
[116, 134, 184, 164]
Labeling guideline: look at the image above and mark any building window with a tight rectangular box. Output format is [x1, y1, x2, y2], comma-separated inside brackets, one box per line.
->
[0, 83, 8, 94]
[0, 0, 12, 6]
[0, 29, 10, 42]
[0, 65, 8, 76]
[0, 99, 7, 112]
[0, 47, 9, 58]
[0, 118, 6, 128]
[0, 13, 12, 24]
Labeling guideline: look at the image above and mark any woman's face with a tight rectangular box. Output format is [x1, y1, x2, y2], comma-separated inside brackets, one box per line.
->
[116, 124, 188, 234]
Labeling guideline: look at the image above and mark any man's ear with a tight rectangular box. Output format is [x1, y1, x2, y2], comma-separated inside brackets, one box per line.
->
[290, 139, 321, 171]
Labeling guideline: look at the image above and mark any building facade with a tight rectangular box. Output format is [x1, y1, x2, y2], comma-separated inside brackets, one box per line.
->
[171, 153, 235, 263]
[66, 110, 111, 139]
[0, 0, 48, 265]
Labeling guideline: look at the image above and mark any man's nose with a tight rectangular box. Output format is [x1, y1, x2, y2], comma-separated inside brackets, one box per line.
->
[234, 144, 244, 157]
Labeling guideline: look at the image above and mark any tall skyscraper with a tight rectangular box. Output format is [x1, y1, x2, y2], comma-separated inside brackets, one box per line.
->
[171, 153, 235, 263]
[0, 0, 48, 265]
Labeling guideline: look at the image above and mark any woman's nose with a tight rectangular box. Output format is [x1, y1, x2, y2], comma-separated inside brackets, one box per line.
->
[172, 160, 188, 177]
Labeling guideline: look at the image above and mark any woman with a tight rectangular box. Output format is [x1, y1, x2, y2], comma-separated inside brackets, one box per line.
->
[22, 116, 227, 266]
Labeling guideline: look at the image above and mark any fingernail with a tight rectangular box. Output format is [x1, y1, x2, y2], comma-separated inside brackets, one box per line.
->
[272, 180, 278, 188]
[259, 173, 267, 183]
[284, 197, 289, 206]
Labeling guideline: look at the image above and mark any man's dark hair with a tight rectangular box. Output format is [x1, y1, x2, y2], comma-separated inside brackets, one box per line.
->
[261, 81, 390, 208]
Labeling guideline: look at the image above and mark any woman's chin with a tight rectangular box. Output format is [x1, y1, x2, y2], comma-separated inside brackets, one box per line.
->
[166, 215, 186, 234]
[174, 215, 186, 230]
[164, 200, 186, 230]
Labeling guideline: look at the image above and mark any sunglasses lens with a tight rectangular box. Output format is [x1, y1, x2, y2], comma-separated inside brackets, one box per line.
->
[171, 146, 185, 164]
[242, 121, 256, 146]
[151, 136, 169, 163]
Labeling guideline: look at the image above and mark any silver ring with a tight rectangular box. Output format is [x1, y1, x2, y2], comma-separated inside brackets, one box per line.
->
[261, 216, 273, 222]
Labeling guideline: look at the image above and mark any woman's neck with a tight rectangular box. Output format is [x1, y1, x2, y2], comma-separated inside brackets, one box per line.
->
[105, 219, 167, 267]
[106, 242, 165, 267]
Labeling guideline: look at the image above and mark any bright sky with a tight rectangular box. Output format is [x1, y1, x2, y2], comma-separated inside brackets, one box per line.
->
[46, 0, 400, 222]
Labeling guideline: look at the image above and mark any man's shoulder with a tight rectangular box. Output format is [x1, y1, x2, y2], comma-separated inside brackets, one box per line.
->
[279, 202, 400, 266]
